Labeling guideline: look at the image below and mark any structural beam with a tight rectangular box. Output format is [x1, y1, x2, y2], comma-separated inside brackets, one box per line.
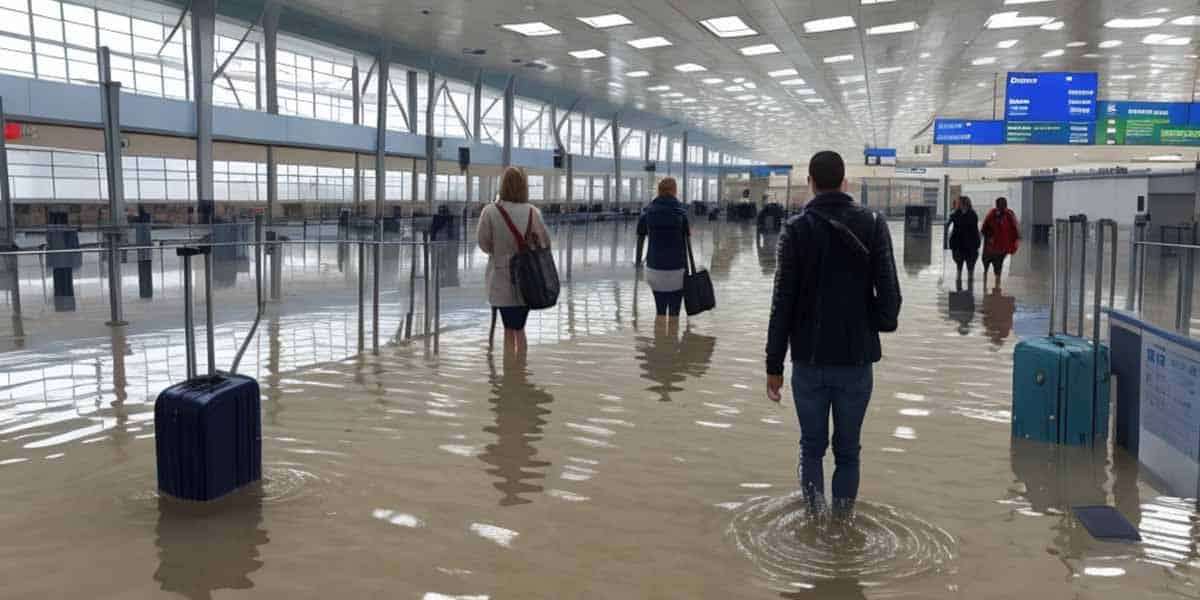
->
[0, 99, 12, 247]
[501, 77, 515, 168]
[681, 132, 691, 204]
[425, 70, 436, 212]
[407, 70, 418, 206]
[99, 48, 126, 326]
[611, 115, 621, 212]
[191, 0, 216, 227]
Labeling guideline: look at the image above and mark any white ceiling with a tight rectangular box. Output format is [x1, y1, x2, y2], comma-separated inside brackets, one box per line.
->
[281, 0, 1200, 163]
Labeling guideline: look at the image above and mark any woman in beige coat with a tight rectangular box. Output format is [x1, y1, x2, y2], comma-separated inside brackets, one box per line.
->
[477, 168, 552, 355]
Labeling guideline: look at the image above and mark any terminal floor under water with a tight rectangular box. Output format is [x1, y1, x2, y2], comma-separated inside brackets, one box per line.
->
[0, 221, 1198, 599]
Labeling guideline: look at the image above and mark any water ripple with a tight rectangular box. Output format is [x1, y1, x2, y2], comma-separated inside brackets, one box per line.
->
[728, 493, 957, 590]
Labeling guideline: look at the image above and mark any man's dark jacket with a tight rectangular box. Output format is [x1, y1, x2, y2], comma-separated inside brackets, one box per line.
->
[765, 192, 902, 375]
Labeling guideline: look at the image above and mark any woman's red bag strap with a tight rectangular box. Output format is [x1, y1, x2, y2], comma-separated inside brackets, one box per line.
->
[493, 203, 529, 251]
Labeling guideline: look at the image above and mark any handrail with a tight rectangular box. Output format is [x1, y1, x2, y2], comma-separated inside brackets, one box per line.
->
[0, 238, 461, 257]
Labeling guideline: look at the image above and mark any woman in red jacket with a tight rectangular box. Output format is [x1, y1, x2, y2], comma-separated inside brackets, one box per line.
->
[980, 197, 1021, 291]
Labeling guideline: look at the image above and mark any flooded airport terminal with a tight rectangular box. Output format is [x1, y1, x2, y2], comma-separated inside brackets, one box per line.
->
[2, 1, 1200, 599]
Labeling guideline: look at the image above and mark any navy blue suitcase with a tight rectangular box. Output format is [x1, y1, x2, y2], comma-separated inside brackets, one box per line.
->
[155, 374, 262, 501]
[155, 245, 263, 501]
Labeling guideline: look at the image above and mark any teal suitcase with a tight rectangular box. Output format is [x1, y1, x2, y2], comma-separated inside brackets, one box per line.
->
[1012, 335, 1110, 445]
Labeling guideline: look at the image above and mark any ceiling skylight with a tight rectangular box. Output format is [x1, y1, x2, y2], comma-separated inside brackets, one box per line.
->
[569, 49, 606, 59]
[501, 22, 561, 37]
[867, 21, 919, 35]
[577, 14, 632, 29]
[699, 16, 758, 38]
[1104, 18, 1165, 28]
[741, 43, 781, 56]
[804, 16, 857, 33]
[628, 36, 672, 49]
[768, 68, 799, 78]
[675, 63, 707, 72]
[985, 12, 1055, 29]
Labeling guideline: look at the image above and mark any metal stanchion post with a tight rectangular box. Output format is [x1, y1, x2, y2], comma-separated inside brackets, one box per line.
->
[423, 232, 431, 336]
[433, 243, 441, 354]
[372, 221, 381, 355]
[357, 235, 365, 353]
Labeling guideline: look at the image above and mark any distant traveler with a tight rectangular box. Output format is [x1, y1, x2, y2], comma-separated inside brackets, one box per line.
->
[944, 195, 981, 287]
[980, 197, 1020, 291]
[765, 151, 903, 520]
[478, 167, 553, 355]
[636, 178, 690, 323]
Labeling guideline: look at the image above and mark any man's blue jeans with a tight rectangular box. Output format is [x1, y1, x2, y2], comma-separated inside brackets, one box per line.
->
[791, 364, 874, 509]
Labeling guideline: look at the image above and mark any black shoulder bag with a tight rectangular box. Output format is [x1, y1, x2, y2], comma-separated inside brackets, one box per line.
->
[494, 204, 560, 310]
[683, 228, 716, 316]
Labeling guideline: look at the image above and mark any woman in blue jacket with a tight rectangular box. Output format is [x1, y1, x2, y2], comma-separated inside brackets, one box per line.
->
[635, 178, 690, 323]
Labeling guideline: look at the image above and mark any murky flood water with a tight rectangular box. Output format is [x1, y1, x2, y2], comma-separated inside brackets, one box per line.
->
[1, 221, 1199, 599]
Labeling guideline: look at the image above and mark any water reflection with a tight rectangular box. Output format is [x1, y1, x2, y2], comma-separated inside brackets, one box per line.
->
[478, 354, 554, 506]
[902, 236, 933, 278]
[153, 491, 268, 599]
[981, 289, 1016, 346]
[635, 323, 717, 402]
[946, 285, 976, 335]
[757, 232, 779, 275]
[779, 578, 867, 599]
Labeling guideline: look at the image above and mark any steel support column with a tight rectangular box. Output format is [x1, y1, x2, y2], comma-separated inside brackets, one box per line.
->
[191, 0, 216, 228]
[0, 98, 12, 248]
[373, 53, 389, 355]
[611, 115, 621, 212]
[701, 147, 709, 205]
[99, 48, 126, 326]
[680, 131, 689, 203]
[352, 57, 362, 217]
[424, 70, 436, 212]
[472, 71, 483, 141]
[501, 77, 515, 168]
[408, 71, 418, 207]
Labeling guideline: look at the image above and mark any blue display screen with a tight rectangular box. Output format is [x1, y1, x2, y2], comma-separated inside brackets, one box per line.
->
[1005, 71, 1098, 122]
[1099, 101, 1191, 124]
[933, 120, 1005, 145]
[863, 148, 897, 157]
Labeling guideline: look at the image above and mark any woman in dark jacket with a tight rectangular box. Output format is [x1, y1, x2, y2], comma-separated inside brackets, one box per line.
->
[944, 195, 981, 287]
[635, 177, 690, 324]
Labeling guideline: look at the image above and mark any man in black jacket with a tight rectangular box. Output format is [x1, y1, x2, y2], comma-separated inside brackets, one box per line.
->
[765, 151, 902, 519]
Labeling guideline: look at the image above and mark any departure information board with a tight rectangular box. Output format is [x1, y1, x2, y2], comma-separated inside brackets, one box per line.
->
[1097, 101, 1194, 145]
[1004, 71, 1098, 145]
[933, 119, 1005, 145]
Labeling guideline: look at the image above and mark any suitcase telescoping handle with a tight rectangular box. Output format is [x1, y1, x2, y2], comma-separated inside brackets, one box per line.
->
[176, 246, 215, 380]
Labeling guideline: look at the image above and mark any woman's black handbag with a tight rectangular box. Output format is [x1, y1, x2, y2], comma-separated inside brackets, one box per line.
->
[495, 204, 559, 310]
[683, 235, 715, 316]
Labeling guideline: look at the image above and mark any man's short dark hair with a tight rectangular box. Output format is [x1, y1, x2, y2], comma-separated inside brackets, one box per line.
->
[809, 151, 845, 192]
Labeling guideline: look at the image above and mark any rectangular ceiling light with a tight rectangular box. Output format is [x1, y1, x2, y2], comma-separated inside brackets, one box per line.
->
[1004, 0, 1053, 3]
[1042, 49, 1065, 57]
[501, 22, 562, 37]
[1098, 40, 1123, 48]
[997, 39, 1019, 48]
[675, 63, 707, 72]
[735, 94, 758, 101]
[861, 0, 896, 4]
[702, 77, 725, 84]
[626, 70, 650, 77]
[985, 12, 1054, 29]
[740, 43, 781, 56]
[867, 21, 919, 35]
[838, 74, 866, 84]
[768, 68, 799, 78]
[569, 49, 606, 59]
[972, 56, 997, 65]
[628, 36, 673, 49]
[1143, 33, 1192, 46]
[647, 85, 671, 91]
[578, 14, 633, 29]
[781, 78, 807, 86]
[876, 66, 904, 74]
[661, 92, 684, 98]
[823, 54, 855, 63]
[1104, 17, 1164, 28]
[790, 88, 816, 95]
[699, 16, 758, 38]
[804, 16, 857, 33]
[724, 85, 745, 92]
[1173, 16, 1200, 26]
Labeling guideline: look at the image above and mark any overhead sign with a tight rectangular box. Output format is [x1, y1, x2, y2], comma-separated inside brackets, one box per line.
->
[1005, 71, 1097, 145]
[864, 148, 897, 166]
[1097, 101, 1194, 146]
[934, 119, 1005, 145]
[1139, 325, 1200, 498]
